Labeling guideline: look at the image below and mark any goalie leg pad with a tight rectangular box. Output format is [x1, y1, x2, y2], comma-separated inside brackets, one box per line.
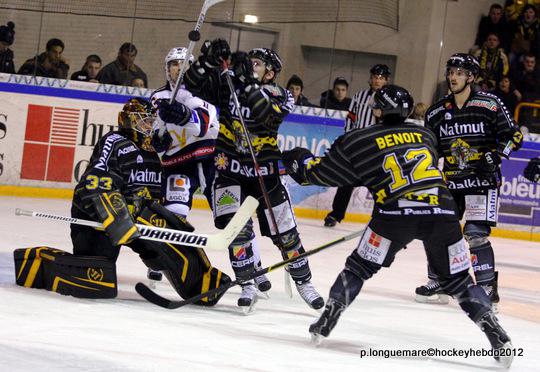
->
[14, 247, 117, 298]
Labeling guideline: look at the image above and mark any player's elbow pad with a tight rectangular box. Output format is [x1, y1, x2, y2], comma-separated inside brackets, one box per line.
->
[247, 88, 283, 126]
[91, 191, 140, 246]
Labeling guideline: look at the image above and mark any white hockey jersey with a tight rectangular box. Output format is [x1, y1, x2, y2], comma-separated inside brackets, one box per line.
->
[150, 84, 219, 168]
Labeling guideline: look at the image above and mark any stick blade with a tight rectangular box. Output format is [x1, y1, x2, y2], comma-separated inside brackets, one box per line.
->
[135, 282, 180, 309]
[209, 196, 258, 249]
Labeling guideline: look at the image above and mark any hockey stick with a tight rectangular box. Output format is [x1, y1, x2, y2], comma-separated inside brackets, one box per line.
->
[221, 63, 294, 298]
[15, 196, 258, 251]
[169, 0, 225, 104]
[135, 229, 364, 309]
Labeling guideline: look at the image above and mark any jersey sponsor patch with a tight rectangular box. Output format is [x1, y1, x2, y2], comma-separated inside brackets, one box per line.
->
[448, 238, 470, 274]
[356, 227, 391, 265]
[166, 174, 191, 203]
[466, 99, 497, 111]
[264, 200, 297, 235]
[117, 145, 137, 156]
[214, 186, 241, 217]
[464, 190, 497, 223]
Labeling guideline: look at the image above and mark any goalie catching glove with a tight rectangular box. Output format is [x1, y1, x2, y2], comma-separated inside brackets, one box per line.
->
[91, 191, 139, 246]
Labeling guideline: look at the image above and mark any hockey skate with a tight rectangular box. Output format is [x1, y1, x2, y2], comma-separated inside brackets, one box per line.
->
[309, 298, 346, 346]
[324, 215, 338, 227]
[476, 311, 514, 368]
[253, 272, 272, 299]
[481, 272, 500, 313]
[415, 279, 449, 304]
[147, 268, 163, 289]
[238, 282, 258, 315]
[296, 281, 324, 310]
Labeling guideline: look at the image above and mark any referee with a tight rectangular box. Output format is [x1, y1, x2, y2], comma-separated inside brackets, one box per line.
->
[324, 64, 391, 227]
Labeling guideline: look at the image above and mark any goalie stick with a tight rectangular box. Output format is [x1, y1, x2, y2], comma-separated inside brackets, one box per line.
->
[15, 196, 258, 251]
[135, 229, 364, 309]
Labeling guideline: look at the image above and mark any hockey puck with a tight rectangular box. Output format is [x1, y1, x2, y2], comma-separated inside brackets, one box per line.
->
[188, 30, 200, 42]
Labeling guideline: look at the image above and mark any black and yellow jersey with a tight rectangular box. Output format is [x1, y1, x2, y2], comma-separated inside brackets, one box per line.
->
[301, 123, 459, 220]
[72, 131, 162, 221]
[185, 65, 294, 179]
[425, 90, 522, 190]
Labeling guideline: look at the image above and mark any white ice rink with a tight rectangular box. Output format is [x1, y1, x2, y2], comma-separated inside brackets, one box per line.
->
[0, 196, 539, 372]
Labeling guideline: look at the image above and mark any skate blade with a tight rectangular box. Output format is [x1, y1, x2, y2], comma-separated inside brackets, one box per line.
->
[415, 293, 449, 304]
[496, 342, 514, 369]
[240, 297, 258, 315]
[257, 291, 270, 300]
[310, 333, 324, 347]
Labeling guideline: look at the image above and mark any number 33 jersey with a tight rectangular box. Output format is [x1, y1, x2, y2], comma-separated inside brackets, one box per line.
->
[303, 123, 459, 220]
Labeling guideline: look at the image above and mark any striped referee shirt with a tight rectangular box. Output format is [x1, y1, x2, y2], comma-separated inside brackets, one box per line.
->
[345, 88, 376, 132]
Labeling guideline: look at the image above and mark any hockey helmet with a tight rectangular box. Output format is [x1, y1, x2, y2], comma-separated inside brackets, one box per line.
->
[248, 48, 283, 75]
[371, 85, 414, 124]
[118, 98, 156, 151]
[445, 53, 480, 77]
[370, 64, 391, 77]
[165, 47, 195, 87]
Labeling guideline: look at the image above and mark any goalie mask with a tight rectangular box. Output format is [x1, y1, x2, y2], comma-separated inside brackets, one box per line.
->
[371, 85, 414, 125]
[118, 98, 156, 151]
[165, 47, 195, 88]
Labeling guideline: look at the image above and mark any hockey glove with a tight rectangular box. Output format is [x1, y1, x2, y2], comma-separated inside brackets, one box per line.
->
[91, 191, 140, 246]
[231, 51, 259, 87]
[282, 147, 315, 185]
[157, 99, 191, 126]
[475, 151, 501, 175]
[524, 157, 540, 183]
[200, 38, 230, 68]
[151, 129, 172, 153]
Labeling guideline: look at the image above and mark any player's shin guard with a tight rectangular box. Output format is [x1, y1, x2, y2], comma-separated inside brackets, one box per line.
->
[14, 247, 117, 298]
[272, 231, 311, 283]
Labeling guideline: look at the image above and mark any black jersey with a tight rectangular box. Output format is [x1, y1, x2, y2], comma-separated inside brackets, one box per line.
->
[72, 131, 162, 221]
[186, 67, 294, 179]
[425, 90, 522, 190]
[301, 123, 459, 220]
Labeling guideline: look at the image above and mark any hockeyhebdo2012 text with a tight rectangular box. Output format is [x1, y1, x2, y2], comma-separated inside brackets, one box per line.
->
[359, 347, 524, 359]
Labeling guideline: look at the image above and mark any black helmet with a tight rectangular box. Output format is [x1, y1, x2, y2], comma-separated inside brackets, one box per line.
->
[370, 64, 391, 77]
[446, 53, 480, 77]
[371, 85, 414, 123]
[248, 48, 283, 74]
[118, 98, 156, 151]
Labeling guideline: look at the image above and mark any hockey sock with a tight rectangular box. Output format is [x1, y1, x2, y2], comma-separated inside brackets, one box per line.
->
[329, 269, 364, 306]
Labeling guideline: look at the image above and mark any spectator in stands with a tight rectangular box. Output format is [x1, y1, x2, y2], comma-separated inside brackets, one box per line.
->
[70, 54, 102, 83]
[473, 3, 511, 53]
[504, 0, 540, 22]
[18, 38, 69, 79]
[474, 32, 510, 90]
[0, 21, 15, 74]
[509, 4, 540, 63]
[131, 77, 145, 88]
[493, 75, 521, 114]
[97, 42, 148, 87]
[510, 52, 540, 101]
[286, 74, 314, 106]
[320, 77, 351, 110]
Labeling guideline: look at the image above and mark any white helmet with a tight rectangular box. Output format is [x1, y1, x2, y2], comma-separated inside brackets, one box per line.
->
[165, 47, 195, 87]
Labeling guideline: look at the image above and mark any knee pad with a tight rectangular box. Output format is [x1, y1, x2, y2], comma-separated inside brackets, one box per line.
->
[344, 251, 381, 281]
[14, 247, 117, 299]
[463, 222, 491, 246]
[272, 229, 311, 283]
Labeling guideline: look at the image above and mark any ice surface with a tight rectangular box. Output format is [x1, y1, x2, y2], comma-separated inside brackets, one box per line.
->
[1, 196, 539, 371]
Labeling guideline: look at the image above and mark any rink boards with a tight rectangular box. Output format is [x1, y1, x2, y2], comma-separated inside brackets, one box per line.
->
[0, 73, 539, 239]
